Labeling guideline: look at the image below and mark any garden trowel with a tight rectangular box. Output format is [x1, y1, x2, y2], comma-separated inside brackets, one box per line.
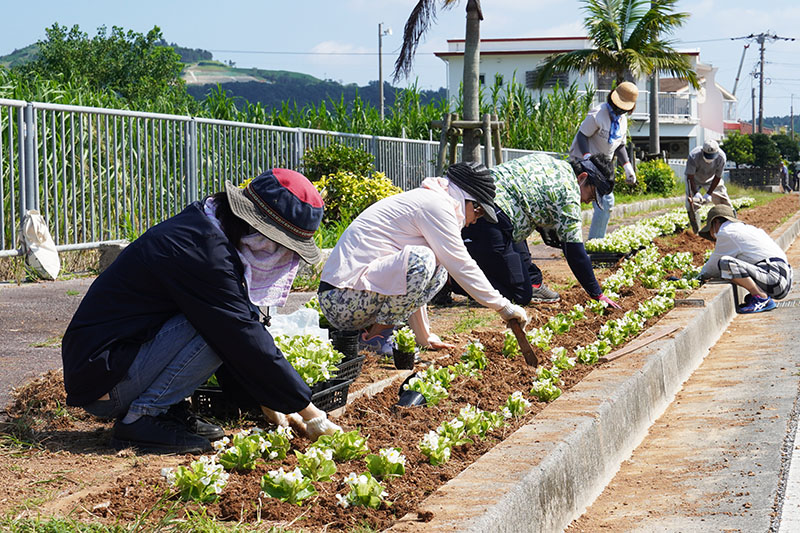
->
[508, 319, 541, 367]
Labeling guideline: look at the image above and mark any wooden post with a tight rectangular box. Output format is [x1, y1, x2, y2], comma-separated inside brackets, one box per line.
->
[491, 113, 503, 166]
[435, 113, 453, 176]
[482, 113, 492, 167]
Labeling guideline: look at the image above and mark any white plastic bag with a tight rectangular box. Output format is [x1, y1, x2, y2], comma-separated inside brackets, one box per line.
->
[19, 210, 60, 280]
[267, 307, 329, 341]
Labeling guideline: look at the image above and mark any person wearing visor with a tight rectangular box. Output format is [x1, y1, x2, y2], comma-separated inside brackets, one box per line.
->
[451, 152, 621, 308]
[318, 161, 529, 356]
[685, 139, 732, 233]
[62, 169, 341, 454]
[699, 205, 792, 313]
[569, 81, 639, 240]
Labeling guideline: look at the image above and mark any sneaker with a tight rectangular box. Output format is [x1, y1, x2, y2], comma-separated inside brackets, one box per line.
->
[430, 286, 454, 306]
[738, 295, 776, 314]
[110, 414, 213, 454]
[359, 327, 395, 357]
[166, 400, 225, 440]
[530, 283, 560, 303]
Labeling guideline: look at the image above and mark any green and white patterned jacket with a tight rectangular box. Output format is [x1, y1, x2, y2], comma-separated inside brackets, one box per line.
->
[492, 153, 583, 244]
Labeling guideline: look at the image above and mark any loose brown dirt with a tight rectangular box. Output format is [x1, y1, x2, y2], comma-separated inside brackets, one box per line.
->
[1, 194, 796, 531]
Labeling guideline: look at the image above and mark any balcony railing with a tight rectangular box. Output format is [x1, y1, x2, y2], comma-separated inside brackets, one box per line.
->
[594, 90, 696, 120]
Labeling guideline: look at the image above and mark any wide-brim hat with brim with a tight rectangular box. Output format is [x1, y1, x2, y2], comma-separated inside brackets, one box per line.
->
[445, 161, 498, 224]
[610, 81, 639, 112]
[226, 168, 324, 264]
[699, 204, 738, 241]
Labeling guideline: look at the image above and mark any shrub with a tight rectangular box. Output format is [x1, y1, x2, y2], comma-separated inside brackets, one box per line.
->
[303, 142, 375, 182]
[315, 170, 401, 224]
[612, 165, 646, 196]
[638, 160, 677, 196]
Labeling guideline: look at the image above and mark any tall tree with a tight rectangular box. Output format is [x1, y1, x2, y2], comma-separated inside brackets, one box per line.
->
[535, 0, 699, 155]
[393, 0, 484, 163]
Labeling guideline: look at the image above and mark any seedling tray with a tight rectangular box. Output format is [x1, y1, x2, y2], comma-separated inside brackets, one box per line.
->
[333, 355, 366, 382]
[589, 251, 630, 268]
[191, 386, 242, 420]
[311, 378, 354, 412]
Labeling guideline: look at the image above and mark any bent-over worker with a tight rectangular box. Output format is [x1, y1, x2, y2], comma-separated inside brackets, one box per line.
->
[62, 169, 340, 454]
[317, 161, 529, 356]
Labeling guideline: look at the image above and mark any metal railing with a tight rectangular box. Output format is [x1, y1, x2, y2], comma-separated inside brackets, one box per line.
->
[594, 90, 695, 119]
[1, 99, 538, 256]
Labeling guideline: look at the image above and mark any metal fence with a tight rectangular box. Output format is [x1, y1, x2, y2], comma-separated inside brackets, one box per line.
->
[1, 99, 538, 256]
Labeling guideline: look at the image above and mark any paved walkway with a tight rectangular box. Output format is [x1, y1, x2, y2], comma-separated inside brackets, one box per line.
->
[570, 237, 800, 532]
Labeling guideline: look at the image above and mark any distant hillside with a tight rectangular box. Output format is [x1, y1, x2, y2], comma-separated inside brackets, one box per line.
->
[0, 40, 446, 111]
[0, 44, 38, 68]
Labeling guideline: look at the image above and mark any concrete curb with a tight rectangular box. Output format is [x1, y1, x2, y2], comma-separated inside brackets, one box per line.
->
[388, 207, 800, 533]
[580, 195, 683, 225]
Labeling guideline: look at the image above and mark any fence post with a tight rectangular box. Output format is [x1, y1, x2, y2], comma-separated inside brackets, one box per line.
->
[23, 103, 38, 211]
[401, 127, 407, 189]
[186, 119, 199, 203]
[296, 129, 305, 170]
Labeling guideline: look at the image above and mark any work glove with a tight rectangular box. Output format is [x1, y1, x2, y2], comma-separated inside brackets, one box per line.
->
[703, 193, 712, 203]
[596, 293, 622, 309]
[536, 226, 562, 249]
[623, 162, 637, 185]
[260, 406, 289, 427]
[692, 191, 704, 205]
[305, 413, 342, 441]
[498, 302, 529, 328]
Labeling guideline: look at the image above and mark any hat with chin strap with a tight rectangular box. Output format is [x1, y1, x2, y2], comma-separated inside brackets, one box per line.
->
[225, 169, 324, 264]
[579, 158, 615, 210]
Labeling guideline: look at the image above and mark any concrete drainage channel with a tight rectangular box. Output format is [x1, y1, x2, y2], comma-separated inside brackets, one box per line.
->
[379, 209, 800, 533]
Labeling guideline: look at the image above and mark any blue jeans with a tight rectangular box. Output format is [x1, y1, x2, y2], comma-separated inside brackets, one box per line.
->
[588, 193, 615, 240]
[83, 314, 222, 419]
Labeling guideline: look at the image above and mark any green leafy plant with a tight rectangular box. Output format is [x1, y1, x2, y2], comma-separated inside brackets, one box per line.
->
[274, 334, 344, 386]
[456, 404, 505, 439]
[311, 429, 370, 461]
[303, 296, 331, 328]
[550, 347, 576, 371]
[295, 447, 337, 482]
[436, 418, 472, 447]
[336, 472, 387, 509]
[461, 340, 488, 370]
[421, 365, 456, 389]
[216, 433, 265, 472]
[391, 326, 416, 354]
[256, 426, 294, 461]
[403, 376, 449, 406]
[303, 142, 376, 182]
[502, 330, 521, 358]
[161, 456, 229, 503]
[530, 379, 562, 402]
[315, 170, 401, 225]
[365, 447, 406, 480]
[260, 467, 317, 505]
[419, 430, 453, 466]
[502, 391, 531, 419]
[638, 159, 678, 196]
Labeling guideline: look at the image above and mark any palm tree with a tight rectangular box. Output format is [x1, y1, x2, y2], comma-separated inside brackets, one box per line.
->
[393, 0, 484, 163]
[535, 0, 699, 156]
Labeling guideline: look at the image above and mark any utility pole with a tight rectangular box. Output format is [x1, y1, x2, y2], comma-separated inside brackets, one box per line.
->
[733, 33, 795, 133]
[752, 86, 756, 132]
[378, 23, 392, 121]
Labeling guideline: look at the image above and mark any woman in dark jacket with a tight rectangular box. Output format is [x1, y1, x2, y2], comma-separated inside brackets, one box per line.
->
[62, 169, 340, 454]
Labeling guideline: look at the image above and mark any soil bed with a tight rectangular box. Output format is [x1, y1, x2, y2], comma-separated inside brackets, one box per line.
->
[1, 193, 795, 531]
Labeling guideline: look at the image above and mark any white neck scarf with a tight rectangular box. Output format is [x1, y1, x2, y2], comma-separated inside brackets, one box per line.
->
[203, 198, 300, 307]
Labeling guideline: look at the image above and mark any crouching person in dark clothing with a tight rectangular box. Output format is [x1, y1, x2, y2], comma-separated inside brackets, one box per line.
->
[451, 153, 622, 308]
[61, 169, 341, 454]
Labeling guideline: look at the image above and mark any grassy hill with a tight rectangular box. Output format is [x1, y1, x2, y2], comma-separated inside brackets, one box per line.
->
[0, 44, 39, 68]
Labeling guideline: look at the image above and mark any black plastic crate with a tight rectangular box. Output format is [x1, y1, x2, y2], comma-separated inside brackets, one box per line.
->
[330, 329, 360, 360]
[333, 355, 366, 382]
[589, 251, 629, 268]
[311, 378, 354, 412]
[191, 387, 241, 420]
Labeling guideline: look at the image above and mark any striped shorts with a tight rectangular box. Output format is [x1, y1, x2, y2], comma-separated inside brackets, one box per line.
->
[318, 246, 448, 330]
[718, 256, 793, 300]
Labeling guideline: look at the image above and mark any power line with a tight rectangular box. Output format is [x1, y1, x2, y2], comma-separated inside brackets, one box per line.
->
[207, 49, 410, 56]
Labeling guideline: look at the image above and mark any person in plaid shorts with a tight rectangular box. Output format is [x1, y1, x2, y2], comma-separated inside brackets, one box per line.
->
[699, 205, 793, 313]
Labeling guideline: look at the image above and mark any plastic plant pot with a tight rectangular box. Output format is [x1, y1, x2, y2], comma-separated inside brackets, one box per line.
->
[330, 329, 360, 360]
[397, 389, 427, 407]
[393, 348, 416, 370]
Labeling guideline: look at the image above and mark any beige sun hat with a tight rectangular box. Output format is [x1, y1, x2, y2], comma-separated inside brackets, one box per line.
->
[610, 81, 639, 112]
[699, 204, 738, 241]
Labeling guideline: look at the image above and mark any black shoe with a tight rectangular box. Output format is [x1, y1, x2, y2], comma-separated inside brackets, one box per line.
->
[430, 286, 453, 305]
[166, 400, 225, 440]
[110, 414, 212, 454]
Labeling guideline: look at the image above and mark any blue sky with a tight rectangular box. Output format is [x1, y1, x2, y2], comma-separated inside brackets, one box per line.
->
[2, 0, 799, 120]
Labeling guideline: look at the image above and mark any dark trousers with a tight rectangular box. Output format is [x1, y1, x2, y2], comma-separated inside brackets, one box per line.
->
[450, 209, 542, 305]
